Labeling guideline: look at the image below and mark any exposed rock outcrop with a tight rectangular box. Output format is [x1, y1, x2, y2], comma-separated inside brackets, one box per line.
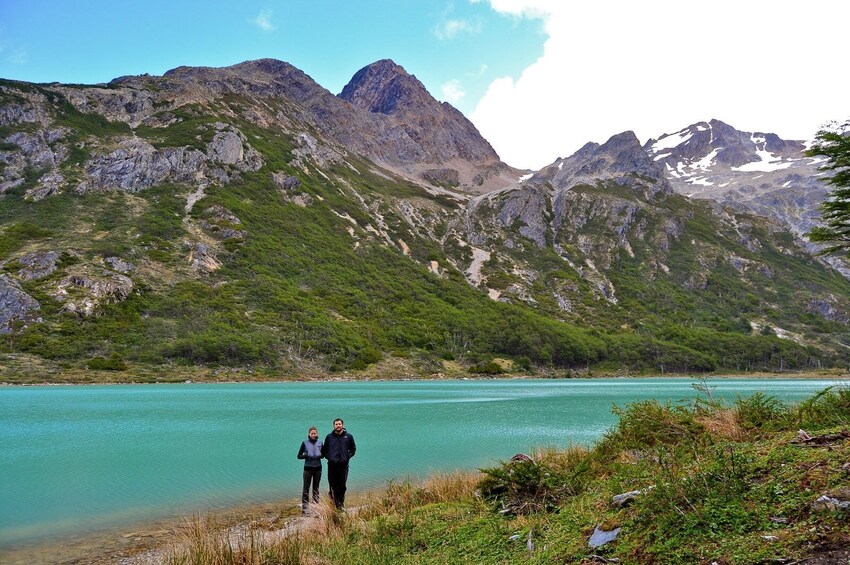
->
[199, 206, 245, 240]
[273, 172, 302, 190]
[0, 128, 69, 198]
[421, 168, 460, 187]
[16, 250, 61, 281]
[187, 242, 221, 273]
[52, 83, 158, 127]
[0, 274, 41, 333]
[0, 86, 53, 126]
[55, 271, 134, 316]
[76, 124, 262, 194]
[104, 257, 134, 273]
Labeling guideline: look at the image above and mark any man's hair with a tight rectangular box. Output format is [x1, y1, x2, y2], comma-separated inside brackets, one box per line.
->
[333, 418, 344, 425]
[308, 426, 318, 433]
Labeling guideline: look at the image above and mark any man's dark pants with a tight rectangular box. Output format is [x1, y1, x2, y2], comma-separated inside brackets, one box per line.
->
[327, 462, 349, 508]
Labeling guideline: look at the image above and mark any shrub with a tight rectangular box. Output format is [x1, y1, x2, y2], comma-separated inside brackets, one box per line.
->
[514, 356, 532, 371]
[792, 385, 850, 429]
[468, 361, 503, 374]
[479, 448, 592, 515]
[597, 400, 707, 456]
[86, 353, 128, 371]
[734, 392, 788, 432]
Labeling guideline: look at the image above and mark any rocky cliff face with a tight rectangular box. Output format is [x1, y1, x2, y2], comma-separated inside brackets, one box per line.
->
[458, 131, 680, 307]
[0, 275, 41, 333]
[77, 123, 263, 194]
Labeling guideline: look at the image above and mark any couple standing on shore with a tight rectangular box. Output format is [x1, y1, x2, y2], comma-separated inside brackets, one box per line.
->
[297, 418, 356, 512]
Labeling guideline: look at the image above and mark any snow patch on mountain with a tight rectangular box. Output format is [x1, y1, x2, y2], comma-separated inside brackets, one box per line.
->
[731, 134, 795, 172]
[650, 129, 694, 152]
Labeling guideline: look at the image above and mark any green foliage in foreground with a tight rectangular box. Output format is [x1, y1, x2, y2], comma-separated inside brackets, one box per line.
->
[807, 120, 850, 255]
[370, 388, 849, 563]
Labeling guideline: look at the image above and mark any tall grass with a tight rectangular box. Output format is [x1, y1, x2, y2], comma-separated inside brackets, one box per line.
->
[160, 472, 481, 564]
[164, 513, 305, 565]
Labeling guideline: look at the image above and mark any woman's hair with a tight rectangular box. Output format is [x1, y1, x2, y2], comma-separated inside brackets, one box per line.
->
[308, 426, 318, 433]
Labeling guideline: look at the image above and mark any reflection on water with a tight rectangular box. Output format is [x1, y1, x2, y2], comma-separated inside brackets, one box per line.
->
[0, 377, 845, 547]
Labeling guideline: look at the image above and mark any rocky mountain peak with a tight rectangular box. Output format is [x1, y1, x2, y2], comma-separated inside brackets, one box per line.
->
[643, 119, 843, 272]
[530, 130, 670, 197]
[338, 59, 504, 183]
[645, 119, 806, 170]
[160, 58, 304, 81]
[339, 59, 428, 116]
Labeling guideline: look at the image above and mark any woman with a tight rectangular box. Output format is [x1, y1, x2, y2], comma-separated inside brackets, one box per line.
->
[297, 426, 323, 513]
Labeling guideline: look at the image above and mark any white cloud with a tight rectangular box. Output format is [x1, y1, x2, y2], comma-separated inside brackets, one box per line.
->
[434, 18, 481, 40]
[441, 80, 466, 103]
[471, 1, 850, 170]
[250, 9, 276, 32]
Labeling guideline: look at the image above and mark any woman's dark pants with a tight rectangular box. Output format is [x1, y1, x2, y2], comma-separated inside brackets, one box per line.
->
[302, 467, 322, 510]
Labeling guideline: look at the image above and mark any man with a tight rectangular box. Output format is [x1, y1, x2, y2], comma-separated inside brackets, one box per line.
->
[321, 418, 356, 509]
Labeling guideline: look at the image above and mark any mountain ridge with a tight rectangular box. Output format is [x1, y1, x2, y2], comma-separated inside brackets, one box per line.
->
[1, 58, 848, 379]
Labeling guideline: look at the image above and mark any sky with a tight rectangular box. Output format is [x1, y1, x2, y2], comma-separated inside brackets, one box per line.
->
[1, 1, 847, 170]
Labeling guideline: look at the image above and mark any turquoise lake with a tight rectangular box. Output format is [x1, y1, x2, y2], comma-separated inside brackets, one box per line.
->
[0, 378, 845, 548]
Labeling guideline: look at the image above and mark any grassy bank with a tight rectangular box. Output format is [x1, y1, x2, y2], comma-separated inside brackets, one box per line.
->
[1, 352, 846, 385]
[133, 386, 850, 564]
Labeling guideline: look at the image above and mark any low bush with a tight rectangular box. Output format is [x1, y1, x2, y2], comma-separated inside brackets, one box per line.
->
[86, 353, 128, 371]
[792, 385, 850, 428]
[468, 361, 503, 374]
[734, 391, 789, 433]
[479, 447, 592, 515]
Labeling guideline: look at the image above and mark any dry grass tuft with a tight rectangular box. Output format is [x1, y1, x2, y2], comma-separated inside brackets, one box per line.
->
[421, 470, 481, 503]
[303, 498, 346, 538]
[696, 408, 745, 440]
[163, 513, 306, 565]
[532, 444, 591, 467]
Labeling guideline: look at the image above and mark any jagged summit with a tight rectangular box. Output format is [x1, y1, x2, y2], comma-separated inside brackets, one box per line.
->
[100, 58, 516, 191]
[339, 59, 502, 170]
[645, 119, 806, 170]
[338, 59, 422, 115]
[529, 130, 671, 198]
